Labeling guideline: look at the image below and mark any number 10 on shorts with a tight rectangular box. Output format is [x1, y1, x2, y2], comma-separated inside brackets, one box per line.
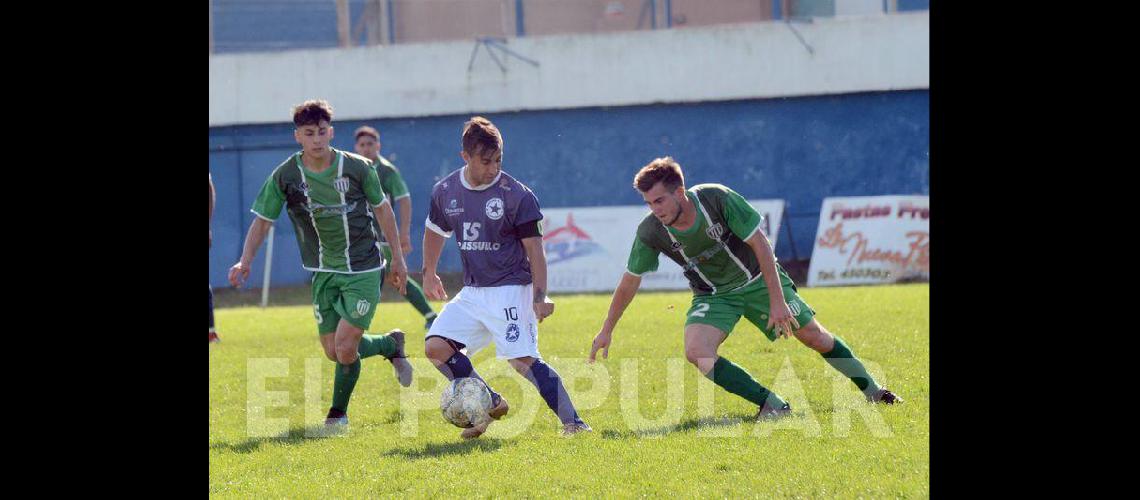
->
[504, 307, 519, 321]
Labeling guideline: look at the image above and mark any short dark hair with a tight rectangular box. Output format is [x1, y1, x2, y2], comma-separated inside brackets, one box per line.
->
[462, 116, 502, 156]
[634, 157, 685, 193]
[292, 99, 333, 127]
[354, 125, 379, 142]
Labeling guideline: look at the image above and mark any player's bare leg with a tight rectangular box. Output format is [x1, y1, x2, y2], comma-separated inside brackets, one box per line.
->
[424, 336, 509, 439]
[684, 324, 790, 420]
[793, 318, 901, 404]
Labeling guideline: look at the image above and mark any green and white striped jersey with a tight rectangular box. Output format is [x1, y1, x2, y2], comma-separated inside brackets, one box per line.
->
[369, 155, 409, 246]
[627, 184, 778, 296]
[251, 148, 388, 274]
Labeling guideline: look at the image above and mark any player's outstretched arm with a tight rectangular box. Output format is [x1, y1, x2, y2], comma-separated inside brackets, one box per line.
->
[421, 227, 448, 301]
[746, 231, 799, 338]
[589, 272, 642, 363]
[229, 217, 273, 288]
[374, 201, 408, 295]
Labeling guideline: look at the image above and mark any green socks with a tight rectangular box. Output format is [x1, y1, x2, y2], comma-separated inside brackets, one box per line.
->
[821, 335, 882, 394]
[403, 278, 435, 318]
[709, 356, 786, 409]
[357, 333, 397, 359]
[331, 358, 362, 413]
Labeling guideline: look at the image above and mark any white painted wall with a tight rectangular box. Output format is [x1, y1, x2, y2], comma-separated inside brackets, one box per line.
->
[836, 0, 885, 16]
[209, 11, 927, 126]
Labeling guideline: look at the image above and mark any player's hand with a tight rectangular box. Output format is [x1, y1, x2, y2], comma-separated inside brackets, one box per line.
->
[589, 330, 612, 363]
[423, 272, 448, 301]
[228, 262, 250, 288]
[388, 258, 408, 295]
[767, 300, 801, 339]
[533, 297, 554, 323]
[400, 235, 413, 255]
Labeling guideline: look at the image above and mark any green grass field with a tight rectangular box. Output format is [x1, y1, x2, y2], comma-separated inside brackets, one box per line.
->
[210, 284, 929, 497]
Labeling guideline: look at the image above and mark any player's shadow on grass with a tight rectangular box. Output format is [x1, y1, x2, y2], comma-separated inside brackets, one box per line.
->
[600, 414, 754, 439]
[209, 425, 345, 454]
[382, 439, 506, 460]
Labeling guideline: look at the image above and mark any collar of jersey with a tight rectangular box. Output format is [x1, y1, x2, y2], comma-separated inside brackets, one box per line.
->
[296, 149, 340, 176]
[459, 166, 501, 191]
[666, 190, 705, 236]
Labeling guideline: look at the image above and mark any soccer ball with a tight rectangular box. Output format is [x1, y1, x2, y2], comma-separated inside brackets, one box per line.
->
[440, 377, 493, 428]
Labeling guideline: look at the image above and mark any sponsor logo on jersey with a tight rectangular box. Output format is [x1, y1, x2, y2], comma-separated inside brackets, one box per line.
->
[788, 301, 801, 316]
[457, 241, 502, 251]
[463, 222, 481, 241]
[485, 198, 504, 220]
[445, 198, 464, 215]
[355, 299, 371, 317]
[459, 222, 501, 250]
[334, 176, 350, 194]
[309, 201, 358, 218]
[706, 222, 725, 241]
[505, 323, 520, 342]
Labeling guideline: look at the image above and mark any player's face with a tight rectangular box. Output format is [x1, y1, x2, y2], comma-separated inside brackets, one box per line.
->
[461, 144, 503, 185]
[641, 182, 684, 226]
[294, 121, 333, 158]
[355, 135, 380, 159]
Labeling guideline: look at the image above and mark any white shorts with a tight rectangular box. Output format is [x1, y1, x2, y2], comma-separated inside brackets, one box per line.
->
[427, 284, 541, 360]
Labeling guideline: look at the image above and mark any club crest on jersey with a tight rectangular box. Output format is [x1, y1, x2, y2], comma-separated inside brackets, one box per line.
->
[505, 323, 520, 342]
[485, 197, 505, 220]
[334, 177, 350, 194]
[706, 222, 725, 241]
[355, 299, 371, 317]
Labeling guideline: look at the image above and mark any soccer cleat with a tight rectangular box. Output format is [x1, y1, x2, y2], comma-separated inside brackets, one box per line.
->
[460, 395, 509, 439]
[383, 329, 413, 388]
[867, 389, 903, 404]
[209, 331, 221, 343]
[561, 421, 592, 437]
[755, 402, 793, 421]
[324, 408, 349, 428]
[487, 393, 510, 420]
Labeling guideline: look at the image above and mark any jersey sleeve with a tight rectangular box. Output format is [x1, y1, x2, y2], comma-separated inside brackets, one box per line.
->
[513, 189, 543, 228]
[626, 235, 661, 276]
[426, 188, 453, 238]
[250, 172, 286, 221]
[722, 188, 764, 241]
[363, 166, 388, 206]
[382, 166, 410, 200]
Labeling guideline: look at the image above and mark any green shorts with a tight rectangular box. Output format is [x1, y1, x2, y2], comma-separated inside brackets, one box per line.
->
[684, 273, 816, 342]
[311, 270, 382, 335]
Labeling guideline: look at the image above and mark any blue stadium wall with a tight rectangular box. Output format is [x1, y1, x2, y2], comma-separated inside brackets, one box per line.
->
[209, 89, 929, 288]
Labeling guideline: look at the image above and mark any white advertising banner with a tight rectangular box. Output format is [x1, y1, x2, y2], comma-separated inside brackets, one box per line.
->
[542, 200, 784, 293]
[807, 195, 929, 287]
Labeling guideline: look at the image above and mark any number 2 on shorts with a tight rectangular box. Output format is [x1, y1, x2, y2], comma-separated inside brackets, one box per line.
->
[690, 303, 710, 317]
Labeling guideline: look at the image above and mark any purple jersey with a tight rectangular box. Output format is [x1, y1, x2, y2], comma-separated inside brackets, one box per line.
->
[426, 168, 544, 287]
